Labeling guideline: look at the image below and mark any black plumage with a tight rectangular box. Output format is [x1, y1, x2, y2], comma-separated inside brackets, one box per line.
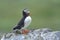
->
[13, 9, 29, 30]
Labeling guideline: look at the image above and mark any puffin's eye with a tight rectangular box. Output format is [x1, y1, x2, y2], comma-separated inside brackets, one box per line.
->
[23, 9, 30, 14]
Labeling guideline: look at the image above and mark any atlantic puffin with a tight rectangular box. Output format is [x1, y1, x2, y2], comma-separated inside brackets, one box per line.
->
[13, 9, 32, 33]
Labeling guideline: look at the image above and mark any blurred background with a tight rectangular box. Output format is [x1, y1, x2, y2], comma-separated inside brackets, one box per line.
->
[0, 0, 60, 32]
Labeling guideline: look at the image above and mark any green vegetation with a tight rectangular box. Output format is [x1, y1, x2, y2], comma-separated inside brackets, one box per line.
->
[0, 0, 60, 32]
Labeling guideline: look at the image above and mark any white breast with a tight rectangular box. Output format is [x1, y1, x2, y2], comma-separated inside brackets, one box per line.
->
[23, 16, 32, 29]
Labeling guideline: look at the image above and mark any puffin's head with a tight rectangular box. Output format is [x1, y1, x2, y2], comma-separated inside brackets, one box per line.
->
[22, 8, 30, 17]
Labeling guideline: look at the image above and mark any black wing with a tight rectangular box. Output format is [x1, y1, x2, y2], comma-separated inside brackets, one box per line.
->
[13, 17, 26, 30]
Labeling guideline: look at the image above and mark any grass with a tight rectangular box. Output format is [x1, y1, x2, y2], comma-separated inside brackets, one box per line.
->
[0, 0, 60, 32]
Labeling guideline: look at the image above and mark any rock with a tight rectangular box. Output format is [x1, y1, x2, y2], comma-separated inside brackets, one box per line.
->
[41, 31, 60, 40]
[1, 28, 60, 40]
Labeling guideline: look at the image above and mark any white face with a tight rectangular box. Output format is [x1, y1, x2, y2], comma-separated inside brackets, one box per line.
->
[23, 9, 30, 14]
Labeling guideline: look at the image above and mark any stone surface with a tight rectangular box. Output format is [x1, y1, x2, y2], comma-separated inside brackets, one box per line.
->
[1, 28, 60, 40]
